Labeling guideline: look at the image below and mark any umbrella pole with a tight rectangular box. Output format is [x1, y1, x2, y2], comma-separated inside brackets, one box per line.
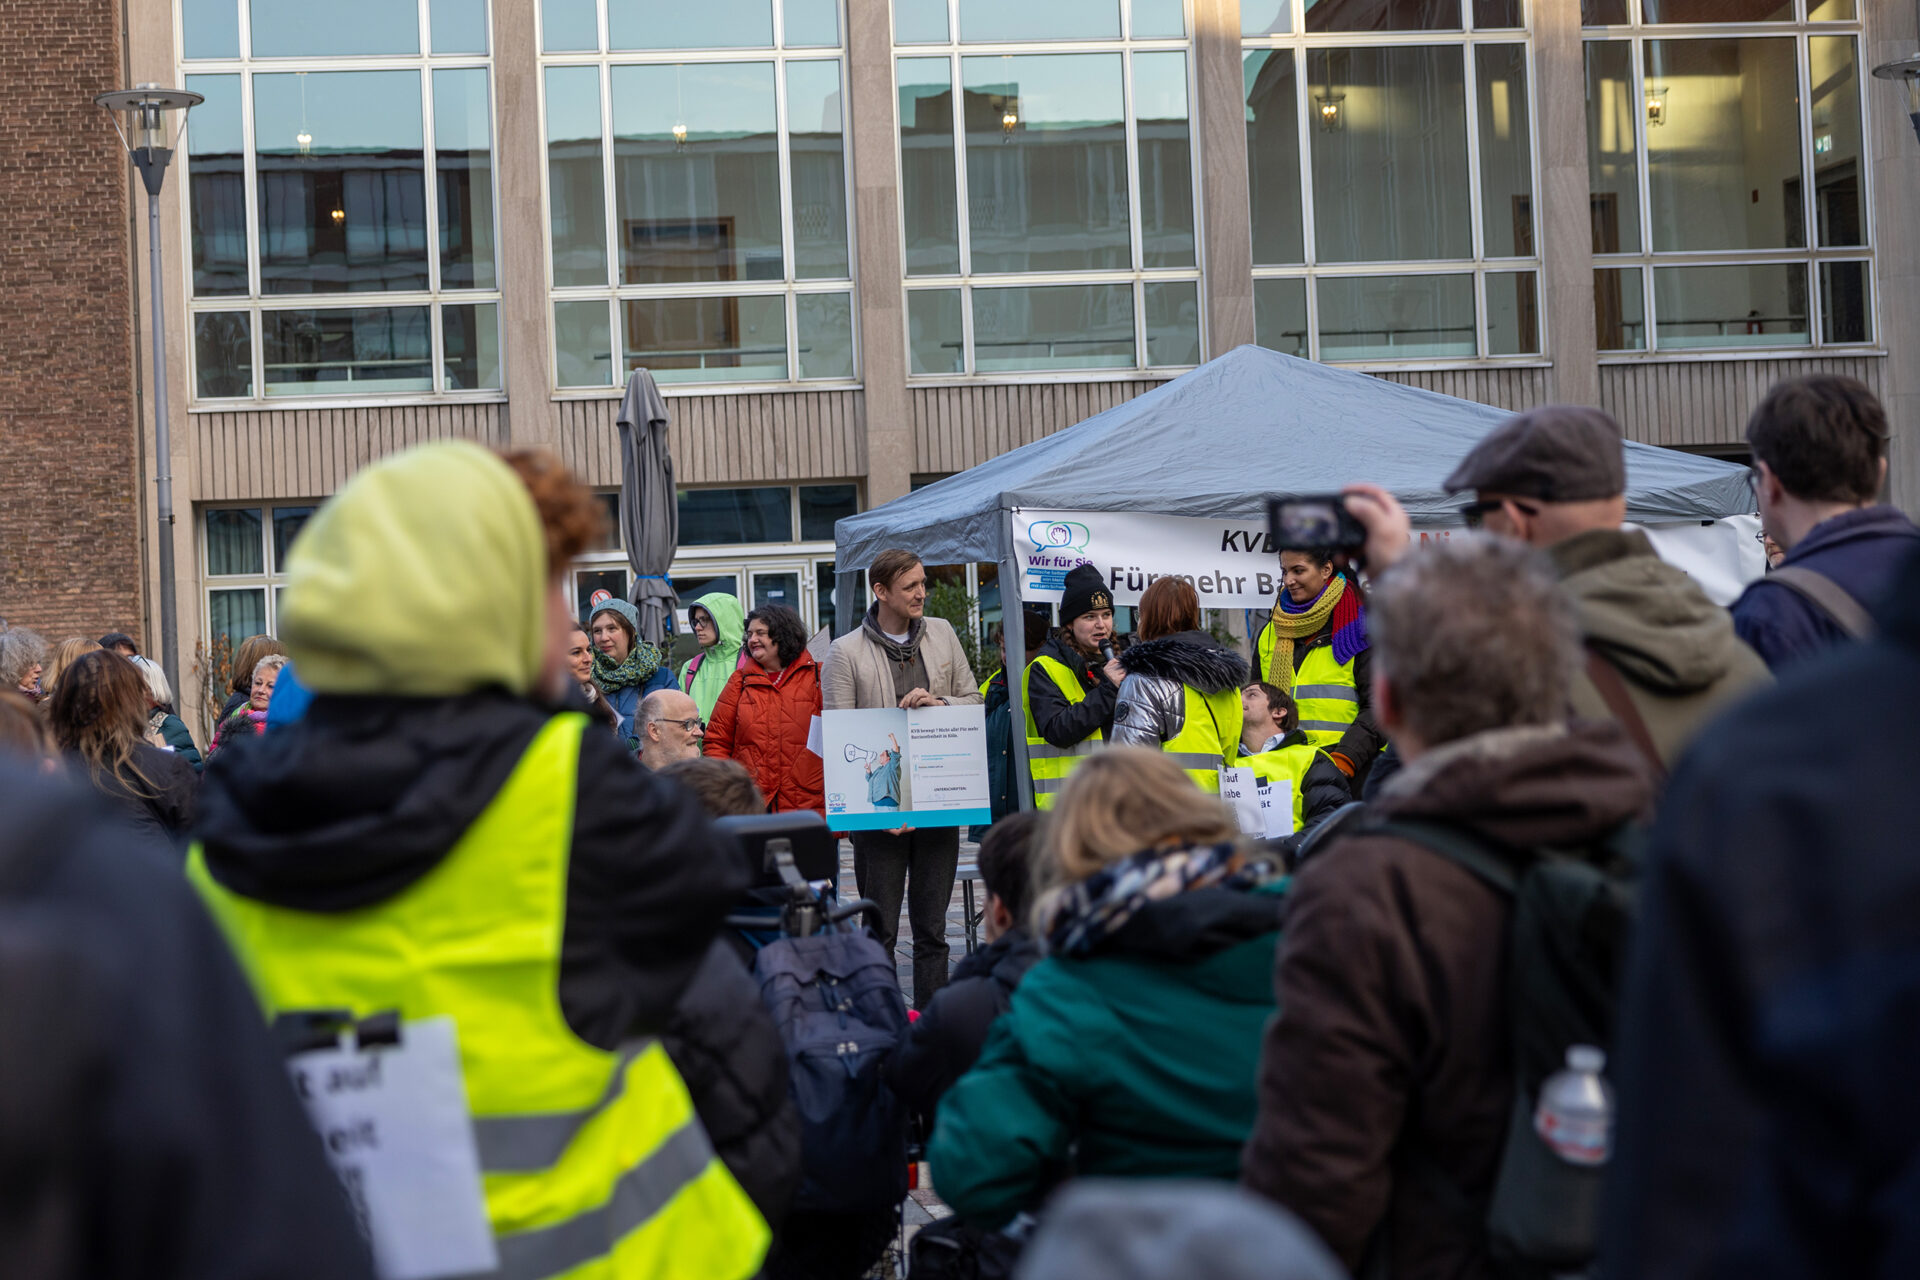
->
[1000, 511, 1035, 812]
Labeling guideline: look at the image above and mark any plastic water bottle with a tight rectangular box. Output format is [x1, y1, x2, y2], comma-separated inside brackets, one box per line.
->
[1533, 1045, 1614, 1167]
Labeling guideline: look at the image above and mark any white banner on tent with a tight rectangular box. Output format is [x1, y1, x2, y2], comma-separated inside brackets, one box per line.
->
[1011, 509, 1764, 610]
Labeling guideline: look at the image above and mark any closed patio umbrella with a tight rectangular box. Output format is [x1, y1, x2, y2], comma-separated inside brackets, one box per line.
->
[616, 368, 679, 646]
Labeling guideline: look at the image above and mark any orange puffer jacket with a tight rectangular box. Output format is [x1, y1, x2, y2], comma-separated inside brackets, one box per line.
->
[704, 649, 825, 816]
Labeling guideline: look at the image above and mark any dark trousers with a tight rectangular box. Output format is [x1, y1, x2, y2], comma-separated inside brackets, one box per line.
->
[851, 826, 958, 1009]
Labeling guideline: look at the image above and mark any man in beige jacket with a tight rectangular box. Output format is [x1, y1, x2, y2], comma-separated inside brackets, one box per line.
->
[823, 548, 982, 1007]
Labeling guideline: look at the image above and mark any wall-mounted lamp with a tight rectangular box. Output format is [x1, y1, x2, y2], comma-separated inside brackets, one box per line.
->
[329, 208, 345, 225]
[1644, 84, 1668, 128]
[1001, 107, 1018, 142]
[1872, 53, 1920, 147]
[1314, 90, 1345, 133]
[671, 121, 688, 149]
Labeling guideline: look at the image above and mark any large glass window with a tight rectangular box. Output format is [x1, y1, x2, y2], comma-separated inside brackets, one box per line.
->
[180, 3, 500, 400]
[1582, 2, 1870, 352]
[541, 0, 854, 389]
[1245, 2, 1541, 364]
[895, 1, 1201, 375]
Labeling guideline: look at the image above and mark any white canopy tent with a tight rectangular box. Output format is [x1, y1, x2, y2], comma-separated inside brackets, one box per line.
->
[832, 345, 1762, 806]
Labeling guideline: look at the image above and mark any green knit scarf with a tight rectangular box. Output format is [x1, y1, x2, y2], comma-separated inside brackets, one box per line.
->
[592, 640, 662, 692]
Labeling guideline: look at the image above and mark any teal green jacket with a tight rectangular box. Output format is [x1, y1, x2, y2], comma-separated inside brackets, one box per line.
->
[927, 881, 1285, 1227]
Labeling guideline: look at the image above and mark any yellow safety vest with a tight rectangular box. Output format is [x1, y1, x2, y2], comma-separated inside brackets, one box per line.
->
[1024, 654, 1102, 810]
[186, 713, 769, 1280]
[1235, 741, 1330, 830]
[1256, 625, 1361, 751]
[1163, 682, 1243, 795]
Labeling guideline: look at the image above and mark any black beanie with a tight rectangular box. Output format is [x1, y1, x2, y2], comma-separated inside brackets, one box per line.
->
[1059, 564, 1113, 626]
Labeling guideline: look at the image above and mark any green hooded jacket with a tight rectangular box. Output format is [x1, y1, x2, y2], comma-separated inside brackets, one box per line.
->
[680, 592, 747, 722]
[1550, 528, 1771, 768]
[928, 879, 1286, 1228]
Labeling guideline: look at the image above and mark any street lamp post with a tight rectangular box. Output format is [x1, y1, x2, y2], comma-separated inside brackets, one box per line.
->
[95, 84, 202, 699]
[1872, 53, 1920, 148]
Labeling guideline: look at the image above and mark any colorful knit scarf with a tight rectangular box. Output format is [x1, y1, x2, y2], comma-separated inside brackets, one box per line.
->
[592, 640, 662, 692]
[1041, 842, 1252, 958]
[1267, 573, 1368, 691]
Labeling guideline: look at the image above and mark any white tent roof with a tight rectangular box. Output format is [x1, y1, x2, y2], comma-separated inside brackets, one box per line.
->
[835, 345, 1751, 568]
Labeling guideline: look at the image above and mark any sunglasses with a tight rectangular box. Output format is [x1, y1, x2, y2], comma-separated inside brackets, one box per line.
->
[1460, 497, 1540, 530]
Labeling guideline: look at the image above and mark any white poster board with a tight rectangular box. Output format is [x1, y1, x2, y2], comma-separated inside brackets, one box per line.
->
[288, 1017, 497, 1280]
[823, 705, 992, 831]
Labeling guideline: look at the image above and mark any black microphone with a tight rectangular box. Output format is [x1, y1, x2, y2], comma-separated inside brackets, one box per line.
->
[1099, 640, 1117, 666]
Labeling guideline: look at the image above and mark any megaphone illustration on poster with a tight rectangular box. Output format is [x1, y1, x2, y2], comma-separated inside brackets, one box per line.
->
[845, 743, 876, 765]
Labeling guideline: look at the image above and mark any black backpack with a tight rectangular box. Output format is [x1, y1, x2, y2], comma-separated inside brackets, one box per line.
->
[754, 929, 911, 1214]
[1371, 818, 1641, 1279]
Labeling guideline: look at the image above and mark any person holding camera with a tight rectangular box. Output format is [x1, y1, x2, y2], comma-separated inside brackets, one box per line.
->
[1024, 565, 1126, 810]
[1254, 548, 1379, 790]
[1444, 404, 1768, 771]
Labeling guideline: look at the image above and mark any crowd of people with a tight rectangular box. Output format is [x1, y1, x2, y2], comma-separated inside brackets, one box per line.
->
[3, 372, 1919, 1278]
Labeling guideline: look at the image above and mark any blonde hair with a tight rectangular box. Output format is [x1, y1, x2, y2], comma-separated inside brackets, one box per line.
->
[1032, 747, 1241, 931]
[43, 637, 101, 697]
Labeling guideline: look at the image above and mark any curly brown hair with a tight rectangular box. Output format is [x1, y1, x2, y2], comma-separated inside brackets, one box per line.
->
[48, 651, 159, 797]
[500, 449, 607, 577]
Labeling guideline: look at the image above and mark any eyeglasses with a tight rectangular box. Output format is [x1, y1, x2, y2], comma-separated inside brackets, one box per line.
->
[1459, 497, 1539, 530]
[671, 717, 705, 734]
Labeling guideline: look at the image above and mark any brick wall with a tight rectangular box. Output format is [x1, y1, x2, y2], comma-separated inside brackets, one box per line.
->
[0, 0, 143, 645]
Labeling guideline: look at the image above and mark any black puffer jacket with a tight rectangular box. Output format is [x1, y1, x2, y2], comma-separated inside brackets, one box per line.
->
[193, 691, 789, 1223]
[662, 941, 801, 1231]
[1027, 634, 1118, 749]
[1110, 630, 1249, 749]
[887, 930, 1042, 1126]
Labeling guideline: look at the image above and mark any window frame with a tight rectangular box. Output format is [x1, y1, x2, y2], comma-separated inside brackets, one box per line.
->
[1579, 0, 1877, 359]
[1242, 2, 1549, 370]
[199, 500, 315, 641]
[538, 0, 861, 394]
[893, 0, 1208, 382]
[176, 0, 507, 407]
[568, 481, 861, 633]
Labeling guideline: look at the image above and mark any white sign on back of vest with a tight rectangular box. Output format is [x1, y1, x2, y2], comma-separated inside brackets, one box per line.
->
[287, 1016, 498, 1280]
[1219, 766, 1296, 840]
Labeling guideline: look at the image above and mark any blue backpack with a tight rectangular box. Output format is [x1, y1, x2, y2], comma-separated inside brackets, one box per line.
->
[754, 929, 911, 1213]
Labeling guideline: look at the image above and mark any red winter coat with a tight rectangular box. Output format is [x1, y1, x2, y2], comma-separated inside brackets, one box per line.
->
[704, 650, 825, 817]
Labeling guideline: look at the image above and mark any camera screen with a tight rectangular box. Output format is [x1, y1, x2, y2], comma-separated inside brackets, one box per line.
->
[1280, 502, 1341, 544]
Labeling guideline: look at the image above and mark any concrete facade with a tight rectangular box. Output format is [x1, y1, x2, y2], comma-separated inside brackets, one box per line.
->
[9, 0, 1918, 729]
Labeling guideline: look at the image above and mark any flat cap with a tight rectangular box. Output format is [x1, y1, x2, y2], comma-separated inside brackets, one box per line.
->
[1443, 405, 1626, 502]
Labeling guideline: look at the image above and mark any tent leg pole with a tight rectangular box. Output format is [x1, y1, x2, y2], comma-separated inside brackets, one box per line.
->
[1000, 521, 1035, 813]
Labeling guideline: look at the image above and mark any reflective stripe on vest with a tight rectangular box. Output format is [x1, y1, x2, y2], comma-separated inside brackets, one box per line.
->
[1163, 682, 1242, 794]
[1025, 654, 1103, 811]
[1235, 743, 1327, 828]
[1257, 623, 1361, 751]
[186, 714, 769, 1280]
